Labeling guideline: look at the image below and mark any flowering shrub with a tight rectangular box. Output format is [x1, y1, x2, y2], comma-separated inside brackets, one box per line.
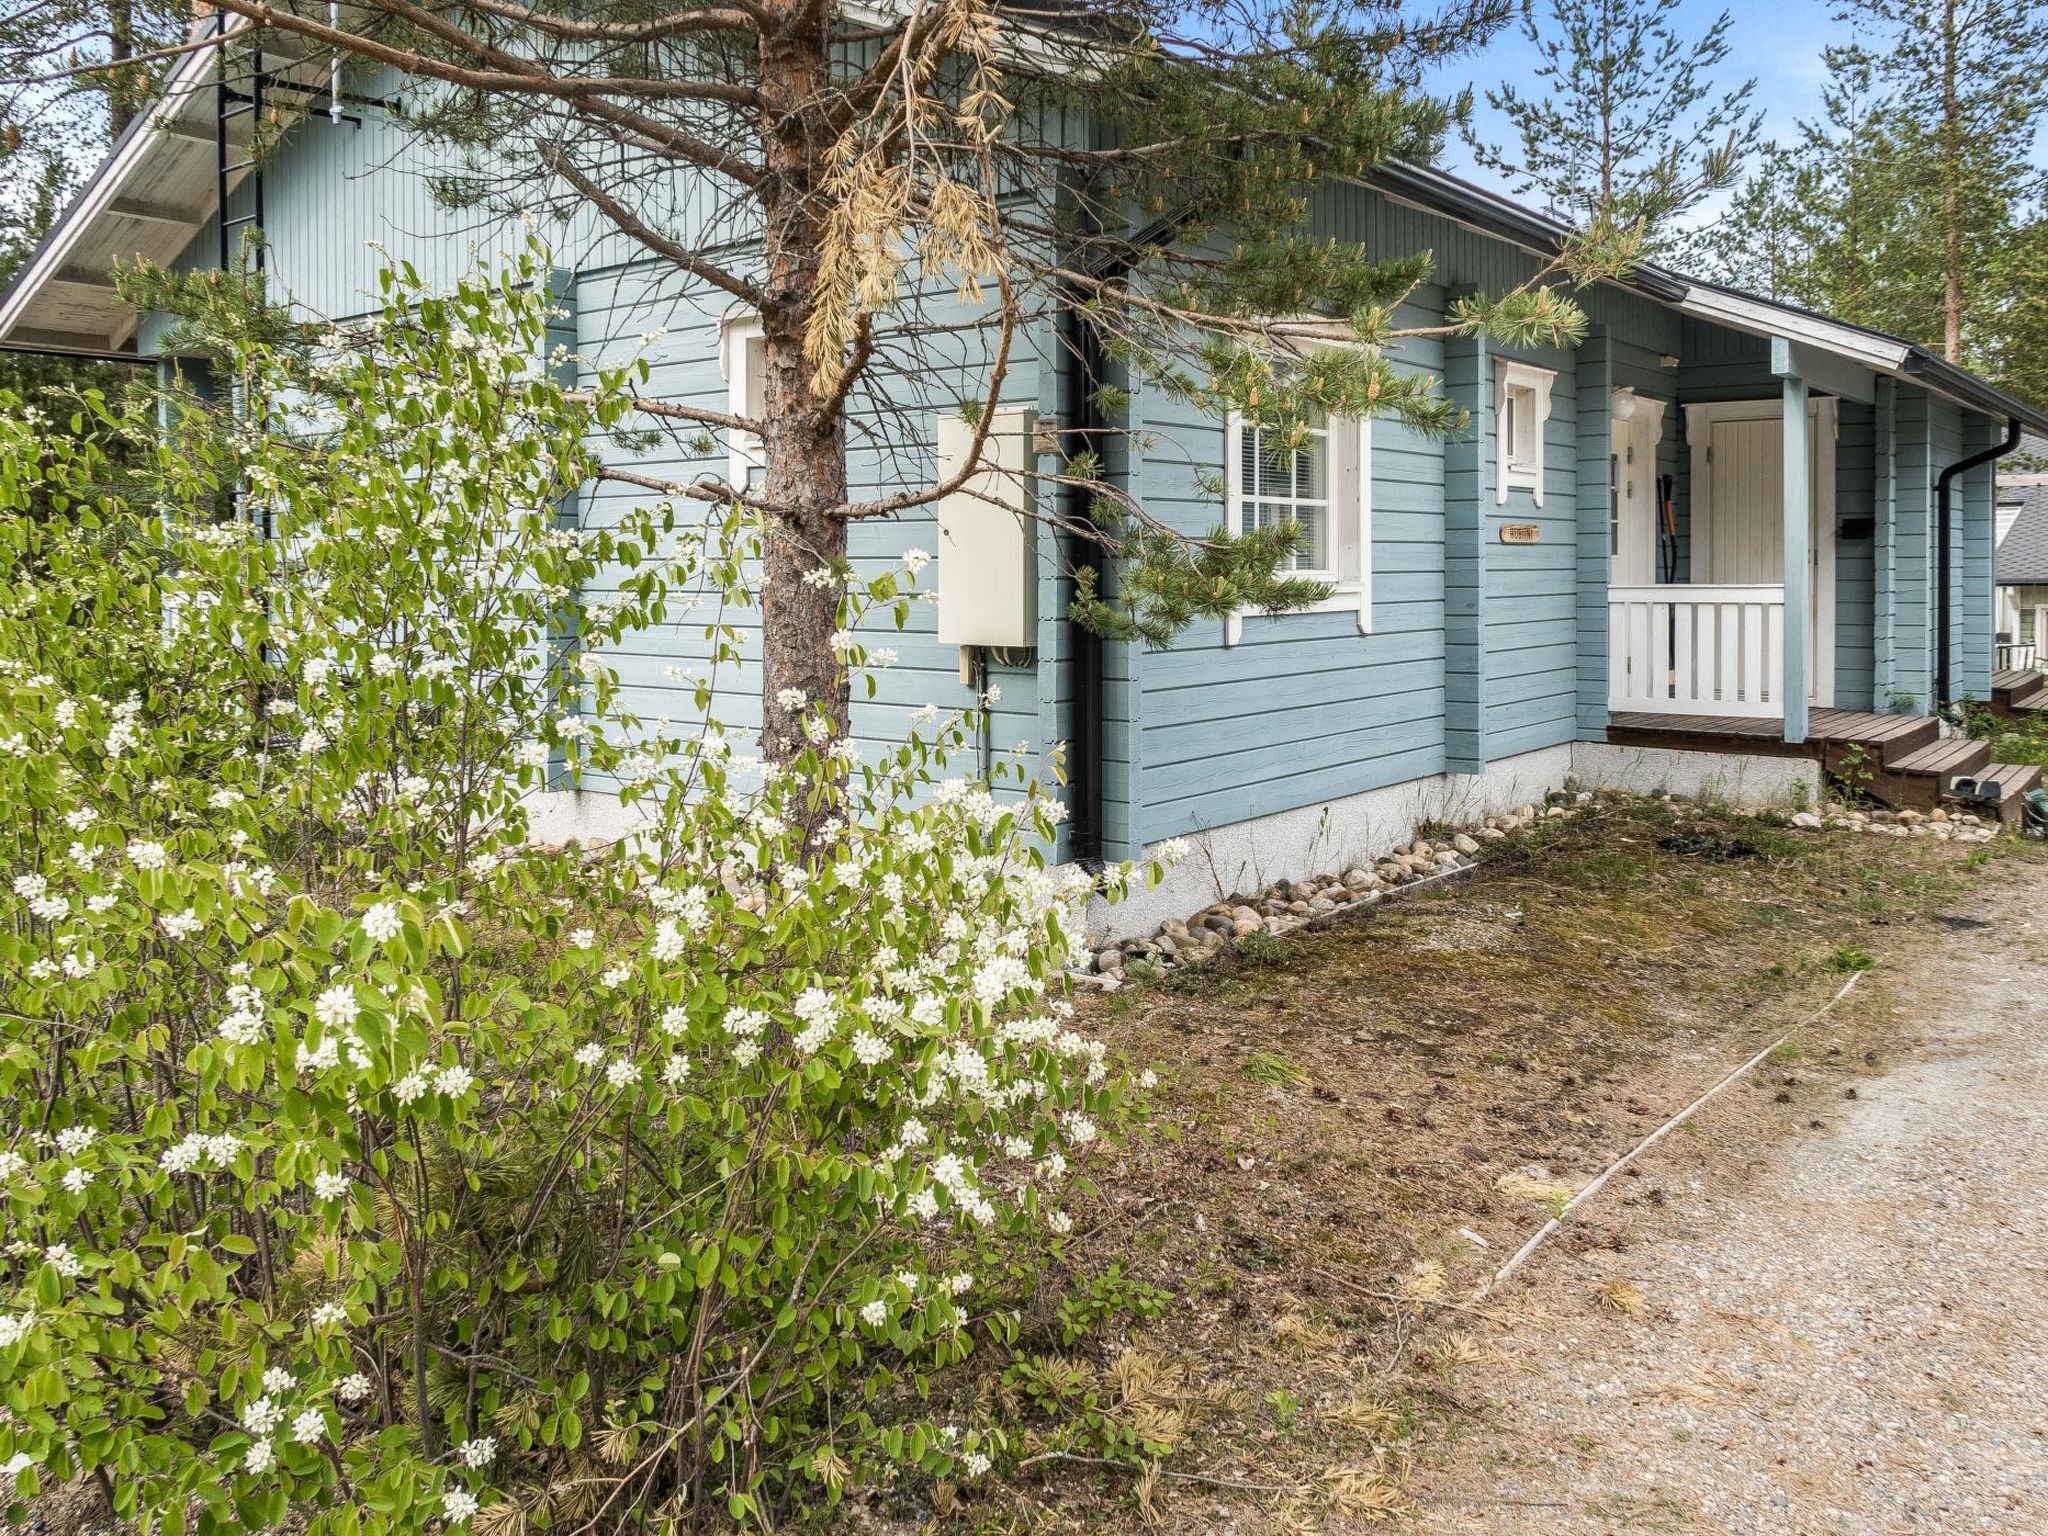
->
[0, 255, 1142, 1531]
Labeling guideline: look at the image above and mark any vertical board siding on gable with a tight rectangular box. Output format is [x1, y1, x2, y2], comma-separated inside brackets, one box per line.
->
[1125, 285, 1450, 847]
[1833, 400, 1877, 709]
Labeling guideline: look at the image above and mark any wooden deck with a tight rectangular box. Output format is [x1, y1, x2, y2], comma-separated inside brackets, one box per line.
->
[1607, 708, 1936, 760]
[1606, 706, 2041, 821]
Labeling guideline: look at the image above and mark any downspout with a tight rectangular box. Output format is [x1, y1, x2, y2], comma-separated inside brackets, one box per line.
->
[1935, 414, 2021, 709]
[1058, 294, 1105, 869]
[1059, 208, 1194, 871]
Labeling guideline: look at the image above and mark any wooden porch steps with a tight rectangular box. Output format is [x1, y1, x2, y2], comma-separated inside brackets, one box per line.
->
[1878, 735, 1992, 800]
[1980, 763, 2045, 824]
[1989, 668, 2048, 718]
[1606, 707, 2035, 823]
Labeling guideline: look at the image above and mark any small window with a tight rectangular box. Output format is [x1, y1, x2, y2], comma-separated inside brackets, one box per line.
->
[2023, 608, 2039, 647]
[721, 313, 767, 492]
[1608, 451, 1620, 556]
[1494, 359, 1555, 505]
[1238, 416, 1331, 574]
[1223, 389, 1371, 645]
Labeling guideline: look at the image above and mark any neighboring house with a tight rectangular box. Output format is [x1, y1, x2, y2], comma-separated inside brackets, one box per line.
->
[1995, 433, 2048, 670]
[5, 27, 2046, 928]
[1995, 485, 2048, 669]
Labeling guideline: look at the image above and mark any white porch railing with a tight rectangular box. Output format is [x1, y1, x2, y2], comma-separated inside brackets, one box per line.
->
[1608, 584, 1785, 718]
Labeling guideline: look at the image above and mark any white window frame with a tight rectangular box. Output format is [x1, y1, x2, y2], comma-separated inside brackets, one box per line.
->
[719, 312, 766, 490]
[1223, 397, 1372, 647]
[1494, 358, 1556, 505]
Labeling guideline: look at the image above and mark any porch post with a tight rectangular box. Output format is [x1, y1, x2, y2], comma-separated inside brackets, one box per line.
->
[1782, 373, 1811, 745]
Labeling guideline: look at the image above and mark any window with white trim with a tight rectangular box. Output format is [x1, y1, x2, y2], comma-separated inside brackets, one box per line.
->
[1223, 401, 1371, 645]
[720, 313, 767, 492]
[1494, 358, 1555, 504]
[1236, 414, 1332, 575]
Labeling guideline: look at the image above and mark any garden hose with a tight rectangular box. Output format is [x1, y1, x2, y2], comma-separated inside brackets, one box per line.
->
[2024, 787, 2048, 839]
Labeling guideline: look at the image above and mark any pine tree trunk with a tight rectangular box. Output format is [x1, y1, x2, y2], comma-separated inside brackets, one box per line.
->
[754, 7, 852, 764]
[1940, 0, 1963, 364]
[107, 0, 135, 137]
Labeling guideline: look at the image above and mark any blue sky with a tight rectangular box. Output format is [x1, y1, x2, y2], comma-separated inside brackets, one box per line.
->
[1431, 0, 1842, 200]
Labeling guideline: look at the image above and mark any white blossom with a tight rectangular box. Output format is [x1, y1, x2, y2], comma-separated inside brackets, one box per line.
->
[54, 1126, 95, 1158]
[242, 1397, 284, 1435]
[314, 983, 361, 1030]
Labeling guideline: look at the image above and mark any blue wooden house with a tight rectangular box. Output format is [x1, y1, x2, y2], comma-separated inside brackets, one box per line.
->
[6, 35, 2045, 930]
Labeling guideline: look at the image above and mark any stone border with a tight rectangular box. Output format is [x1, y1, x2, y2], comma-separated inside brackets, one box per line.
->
[1084, 792, 1594, 984]
[1073, 786, 2005, 989]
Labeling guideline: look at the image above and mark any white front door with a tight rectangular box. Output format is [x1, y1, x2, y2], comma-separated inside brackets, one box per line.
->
[1688, 400, 1837, 706]
[1609, 409, 1660, 586]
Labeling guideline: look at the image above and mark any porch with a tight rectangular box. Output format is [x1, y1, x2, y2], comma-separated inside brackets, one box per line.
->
[1601, 365, 1844, 743]
[1586, 283, 2027, 744]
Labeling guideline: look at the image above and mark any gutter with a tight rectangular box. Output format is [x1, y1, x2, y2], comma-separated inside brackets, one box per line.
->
[0, 340, 150, 366]
[1937, 415, 2024, 708]
[1906, 351, 2048, 438]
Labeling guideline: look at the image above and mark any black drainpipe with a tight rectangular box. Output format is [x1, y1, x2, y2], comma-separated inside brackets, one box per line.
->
[1060, 210, 1191, 870]
[1935, 414, 2022, 709]
[1059, 293, 1106, 869]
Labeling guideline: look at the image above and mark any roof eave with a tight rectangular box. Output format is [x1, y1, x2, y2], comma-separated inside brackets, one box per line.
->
[0, 23, 232, 349]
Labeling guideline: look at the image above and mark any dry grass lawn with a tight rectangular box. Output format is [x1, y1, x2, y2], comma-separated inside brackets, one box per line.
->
[932, 797, 2046, 1535]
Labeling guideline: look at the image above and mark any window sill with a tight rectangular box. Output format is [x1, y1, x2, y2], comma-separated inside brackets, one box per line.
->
[1225, 583, 1371, 646]
[1496, 466, 1543, 505]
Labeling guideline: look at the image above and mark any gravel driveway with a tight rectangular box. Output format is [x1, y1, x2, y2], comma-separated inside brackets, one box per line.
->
[1415, 875, 2048, 1534]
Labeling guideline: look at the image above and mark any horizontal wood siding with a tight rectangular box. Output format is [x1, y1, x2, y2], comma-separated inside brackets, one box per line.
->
[1833, 400, 1877, 709]
[1957, 407, 1995, 702]
[1893, 385, 1935, 711]
[1484, 339, 1579, 759]
[569, 266, 1047, 791]
[1126, 278, 1450, 845]
[148, 109, 1049, 791]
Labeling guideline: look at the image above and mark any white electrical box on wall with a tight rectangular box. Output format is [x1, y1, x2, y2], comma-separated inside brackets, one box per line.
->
[935, 407, 1037, 649]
